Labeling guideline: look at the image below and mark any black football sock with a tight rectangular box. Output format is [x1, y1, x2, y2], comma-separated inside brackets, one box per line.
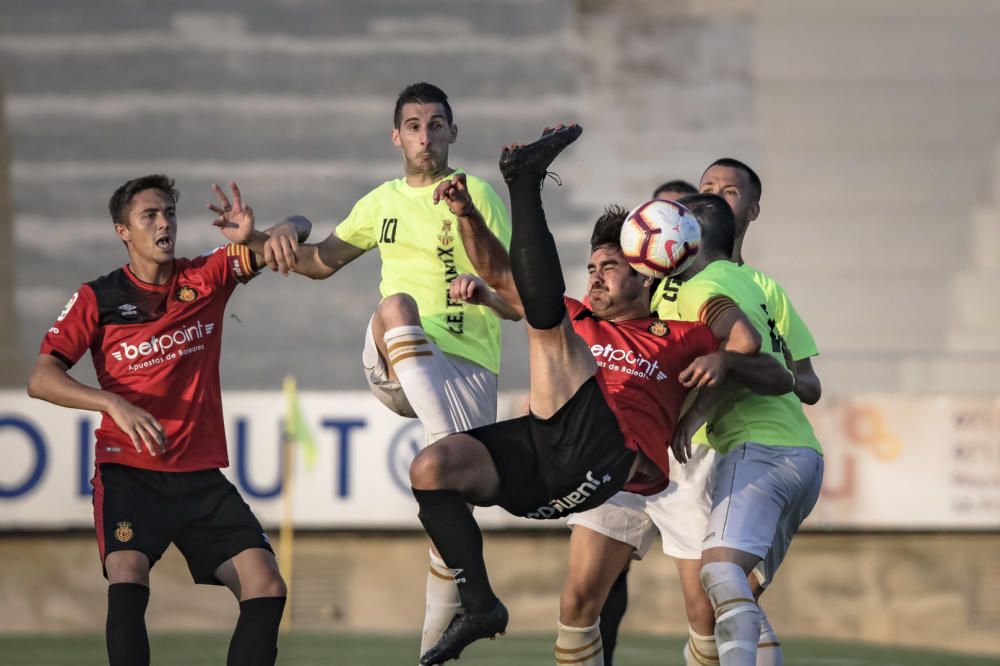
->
[599, 568, 629, 666]
[227, 596, 286, 666]
[507, 176, 567, 330]
[106, 582, 150, 666]
[412, 488, 498, 614]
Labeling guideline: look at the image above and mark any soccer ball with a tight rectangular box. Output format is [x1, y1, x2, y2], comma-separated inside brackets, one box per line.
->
[619, 199, 700, 278]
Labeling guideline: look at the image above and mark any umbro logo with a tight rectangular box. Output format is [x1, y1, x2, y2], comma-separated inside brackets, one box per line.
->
[656, 371, 668, 381]
[118, 303, 138, 318]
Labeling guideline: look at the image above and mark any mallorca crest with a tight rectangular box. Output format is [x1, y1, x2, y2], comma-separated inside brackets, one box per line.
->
[114, 521, 134, 542]
[648, 320, 669, 337]
[176, 286, 198, 302]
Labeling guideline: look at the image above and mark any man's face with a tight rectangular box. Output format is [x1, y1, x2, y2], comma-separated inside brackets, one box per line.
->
[699, 165, 759, 237]
[587, 245, 650, 319]
[115, 188, 177, 265]
[391, 102, 457, 177]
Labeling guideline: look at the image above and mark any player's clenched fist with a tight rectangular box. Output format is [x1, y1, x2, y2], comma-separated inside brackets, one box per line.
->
[679, 352, 728, 389]
[433, 173, 477, 218]
[449, 273, 491, 306]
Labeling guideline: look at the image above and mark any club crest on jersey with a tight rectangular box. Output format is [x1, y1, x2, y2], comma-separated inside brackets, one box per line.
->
[648, 320, 669, 337]
[114, 522, 134, 542]
[176, 286, 198, 302]
[438, 220, 453, 246]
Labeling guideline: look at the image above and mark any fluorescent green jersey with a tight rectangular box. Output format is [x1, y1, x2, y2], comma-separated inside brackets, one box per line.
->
[335, 171, 511, 374]
[675, 260, 822, 456]
[740, 263, 818, 362]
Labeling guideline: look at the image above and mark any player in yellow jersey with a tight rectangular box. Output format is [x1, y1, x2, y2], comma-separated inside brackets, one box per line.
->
[223, 83, 516, 663]
[667, 194, 823, 666]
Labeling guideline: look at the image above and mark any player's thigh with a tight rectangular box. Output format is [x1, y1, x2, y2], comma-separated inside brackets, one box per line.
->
[410, 432, 501, 501]
[647, 446, 716, 560]
[526, 315, 597, 419]
[567, 492, 658, 561]
[703, 444, 788, 562]
[174, 471, 274, 586]
[752, 448, 825, 588]
[561, 524, 637, 623]
[94, 463, 174, 582]
[214, 547, 286, 601]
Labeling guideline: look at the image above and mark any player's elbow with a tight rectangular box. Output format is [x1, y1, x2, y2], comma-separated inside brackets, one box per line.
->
[796, 380, 822, 405]
[26, 365, 48, 400]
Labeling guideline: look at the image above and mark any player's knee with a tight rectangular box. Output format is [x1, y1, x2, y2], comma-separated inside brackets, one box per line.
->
[683, 591, 715, 631]
[104, 551, 150, 585]
[260, 572, 288, 598]
[410, 441, 457, 489]
[559, 581, 602, 626]
[378, 293, 421, 326]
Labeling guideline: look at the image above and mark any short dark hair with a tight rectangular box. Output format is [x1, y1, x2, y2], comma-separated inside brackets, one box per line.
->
[679, 193, 735, 257]
[652, 179, 697, 199]
[589, 204, 630, 254]
[704, 157, 761, 201]
[108, 174, 179, 227]
[393, 82, 453, 128]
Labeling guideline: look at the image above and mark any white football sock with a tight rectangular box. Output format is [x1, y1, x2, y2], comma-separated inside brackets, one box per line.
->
[418, 549, 462, 659]
[684, 625, 720, 665]
[555, 620, 604, 665]
[384, 326, 456, 443]
[701, 562, 760, 666]
[756, 605, 783, 666]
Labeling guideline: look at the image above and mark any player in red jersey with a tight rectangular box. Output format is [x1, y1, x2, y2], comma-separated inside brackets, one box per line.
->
[410, 126, 794, 665]
[26, 175, 309, 666]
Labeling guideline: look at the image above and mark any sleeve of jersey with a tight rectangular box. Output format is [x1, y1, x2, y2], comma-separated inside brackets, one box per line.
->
[473, 178, 512, 250]
[224, 243, 261, 285]
[771, 283, 819, 360]
[676, 277, 720, 324]
[39, 285, 98, 369]
[333, 196, 377, 251]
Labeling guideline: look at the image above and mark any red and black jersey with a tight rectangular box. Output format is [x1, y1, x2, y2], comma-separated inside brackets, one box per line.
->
[565, 297, 718, 495]
[40, 245, 258, 472]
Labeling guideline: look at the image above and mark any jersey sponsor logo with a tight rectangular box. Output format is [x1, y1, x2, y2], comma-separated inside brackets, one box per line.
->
[589, 343, 666, 381]
[109, 319, 216, 363]
[56, 292, 79, 321]
[438, 220, 464, 334]
[526, 470, 613, 519]
[648, 320, 669, 337]
[176, 286, 198, 302]
[379, 217, 398, 244]
[114, 521, 134, 542]
[117, 303, 139, 319]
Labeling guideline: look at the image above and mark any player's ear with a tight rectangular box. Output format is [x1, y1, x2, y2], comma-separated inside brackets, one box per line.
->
[749, 200, 760, 222]
[642, 275, 653, 289]
[114, 222, 130, 243]
[390, 127, 402, 148]
[449, 123, 458, 144]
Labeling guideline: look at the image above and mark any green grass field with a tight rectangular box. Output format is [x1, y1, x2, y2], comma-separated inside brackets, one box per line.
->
[2, 633, 997, 665]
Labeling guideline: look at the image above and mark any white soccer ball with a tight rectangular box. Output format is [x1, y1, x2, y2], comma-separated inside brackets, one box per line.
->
[620, 199, 701, 278]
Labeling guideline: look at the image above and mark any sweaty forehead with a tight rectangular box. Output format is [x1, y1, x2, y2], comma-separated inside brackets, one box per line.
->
[400, 101, 448, 123]
[701, 166, 747, 189]
[130, 188, 173, 211]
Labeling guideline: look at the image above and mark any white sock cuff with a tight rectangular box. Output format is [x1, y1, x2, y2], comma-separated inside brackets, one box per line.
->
[688, 625, 715, 642]
[558, 619, 601, 634]
[384, 325, 427, 342]
[429, 549, 448, 569]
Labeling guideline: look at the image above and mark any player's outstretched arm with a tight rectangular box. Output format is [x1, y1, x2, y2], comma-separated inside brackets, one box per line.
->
[450, 274, 522, 321]
[680, 351, 794, 396]
[433, 174, 519, 307]
[27, 354, 166, 457]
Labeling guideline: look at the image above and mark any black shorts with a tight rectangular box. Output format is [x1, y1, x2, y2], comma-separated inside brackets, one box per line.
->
[93, 464, 273, 585]
[469, 376, 636, 519]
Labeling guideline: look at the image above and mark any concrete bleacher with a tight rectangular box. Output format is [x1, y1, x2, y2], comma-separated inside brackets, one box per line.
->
[3, 0, 1000, 394]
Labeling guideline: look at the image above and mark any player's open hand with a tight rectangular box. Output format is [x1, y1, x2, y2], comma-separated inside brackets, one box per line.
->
[433, 173, 476, 218]
[670, 410, 700, 464]
[679, 352, 728, 389]
[208, 181, 255, 244]
[106, 396, 166, 457]
[450, 273, 491, 306]
[263, 221, 300, 275]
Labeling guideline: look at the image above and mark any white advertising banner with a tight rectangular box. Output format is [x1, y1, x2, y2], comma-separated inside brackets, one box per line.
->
[2, 391, 999, 530]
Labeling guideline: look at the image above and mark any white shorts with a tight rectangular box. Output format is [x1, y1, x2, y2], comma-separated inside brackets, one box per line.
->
[703, 442, 824, 587]
[363, 317, 498, 444]
[567, 444, 717, 560]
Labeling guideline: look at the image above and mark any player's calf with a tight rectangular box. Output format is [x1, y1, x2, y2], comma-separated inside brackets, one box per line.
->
[701, 562, 759, 666]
